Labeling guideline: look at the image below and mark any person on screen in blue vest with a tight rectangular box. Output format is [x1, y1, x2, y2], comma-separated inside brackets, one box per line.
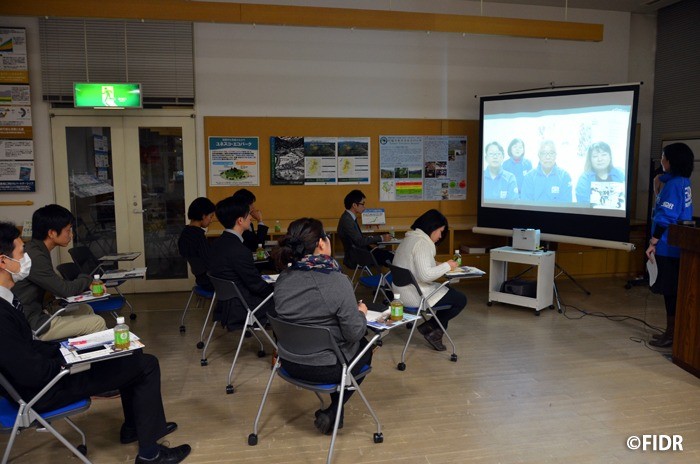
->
[482, 141, 518, 200]
[520, 140, 572, 203]
[574, 142, 625, 206]
[502, 138, 532, 194]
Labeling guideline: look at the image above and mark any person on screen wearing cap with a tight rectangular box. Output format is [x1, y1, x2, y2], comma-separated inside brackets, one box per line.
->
[520, 140, 572, 203]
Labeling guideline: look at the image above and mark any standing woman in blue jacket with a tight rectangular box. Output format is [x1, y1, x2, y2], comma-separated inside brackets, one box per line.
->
[646, 142, 694, 347]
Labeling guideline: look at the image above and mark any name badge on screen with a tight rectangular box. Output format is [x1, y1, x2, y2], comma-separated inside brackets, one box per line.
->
[551, 186, 560, 194]
[500, 191, 507, 199]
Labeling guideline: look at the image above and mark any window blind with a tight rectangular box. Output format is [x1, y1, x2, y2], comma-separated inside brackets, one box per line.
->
[39, 18, 194, 107]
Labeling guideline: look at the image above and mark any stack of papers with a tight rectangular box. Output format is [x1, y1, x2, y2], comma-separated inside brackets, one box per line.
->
[102, 268, 147, 280]
[99, 252, 141, 261]
[67, 329, 140, 349]
[61, 329, 144, 364]
[445, 266, 486, 277]
[365, 308, 419, 330]
[63, 292, 110, 304]
[262, 274, 279, 284]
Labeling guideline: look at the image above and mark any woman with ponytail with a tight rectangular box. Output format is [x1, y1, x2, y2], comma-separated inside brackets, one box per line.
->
[272, 218, 372, 435]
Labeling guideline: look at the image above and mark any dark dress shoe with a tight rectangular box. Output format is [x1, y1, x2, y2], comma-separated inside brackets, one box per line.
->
[424, 329, 446, 351]
[314, 409, 343, 435]
[649, 333, 673, 348]
[134, 444, 191, 464]
[121, 422, 178, 444]
[417, 321, 434, 337]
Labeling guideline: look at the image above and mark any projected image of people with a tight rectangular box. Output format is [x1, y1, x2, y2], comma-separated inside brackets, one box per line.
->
[483, 142, 518, 200]
[502, 138, 532, 194]
[575, 142, 625, 207]
[520, 140, 572, 203]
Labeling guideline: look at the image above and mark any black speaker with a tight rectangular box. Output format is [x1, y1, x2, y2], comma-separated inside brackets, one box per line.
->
[500, 279, 537, 298]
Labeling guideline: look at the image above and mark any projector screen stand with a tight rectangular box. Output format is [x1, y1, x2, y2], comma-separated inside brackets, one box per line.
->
[555, 263, 591, 295]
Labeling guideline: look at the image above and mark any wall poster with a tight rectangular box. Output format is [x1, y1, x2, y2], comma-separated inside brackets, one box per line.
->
[271, 136, 370, 186]
[0, 28, 28, 84]
[0, 139, 34, 192]
[208, 136, 260, 187]
[379, 135, 467, 202]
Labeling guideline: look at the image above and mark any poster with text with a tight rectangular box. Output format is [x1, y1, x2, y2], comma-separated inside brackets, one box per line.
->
[271, 136, 371, 185]
[304, 137, 337, 185]
[0, 105, 32, 138]
[0, 139, 34, 192]
[0, 84, 30, 105]
[209, 136, 260, 187]
[0, 159, 34, 192]
[271, 136, 305, 185]
[0, 28, 28, 84]
[337, 137, 370, 184]
[379, 135, 467, 201]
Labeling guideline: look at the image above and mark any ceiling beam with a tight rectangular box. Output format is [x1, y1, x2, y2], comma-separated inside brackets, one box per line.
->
[0, 0, 603, 42]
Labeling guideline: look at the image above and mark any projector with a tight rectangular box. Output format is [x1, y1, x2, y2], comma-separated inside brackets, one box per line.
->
[513, 228, 540, 251]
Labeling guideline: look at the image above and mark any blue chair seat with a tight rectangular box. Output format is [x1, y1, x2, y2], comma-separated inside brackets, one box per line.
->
[0, 398, 91, 429]
[358, 273, 392, 289]
[89, 296, 125, 313]
[277, 364, 372, 392]
[194, 285, 215, 299]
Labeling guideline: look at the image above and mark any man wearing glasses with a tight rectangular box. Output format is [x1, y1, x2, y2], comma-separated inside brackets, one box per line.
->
[337, 189, 393, 271]
[520, 140, 573, 203]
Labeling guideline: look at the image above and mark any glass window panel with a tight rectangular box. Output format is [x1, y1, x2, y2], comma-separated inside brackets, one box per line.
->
[139, 127, 188, 280]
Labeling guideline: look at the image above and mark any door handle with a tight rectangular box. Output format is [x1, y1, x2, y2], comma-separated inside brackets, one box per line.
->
[133, 208, 147, 214]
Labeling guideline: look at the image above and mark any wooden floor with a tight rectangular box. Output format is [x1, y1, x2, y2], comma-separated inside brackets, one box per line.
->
[3, 276, 700, 463]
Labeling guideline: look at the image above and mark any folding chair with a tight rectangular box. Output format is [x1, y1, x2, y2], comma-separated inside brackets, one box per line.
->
[350, 246, 393, 305]
[203, 276, 276, 395]
[249, 315, 382, 463]
[179, 285, 215, 334]
[54, 263, 125, 323]
[68, 246, 136, 320]
[0, 369, 91, 464]
[387, 263, 458, 370]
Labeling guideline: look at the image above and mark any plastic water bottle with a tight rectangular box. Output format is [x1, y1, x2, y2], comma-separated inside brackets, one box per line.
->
[90, 274, 105, 297]
[113, 317, 130, 350]
[274, 220, 281, 233]
[390, 226, 395, 238]
[256, 243, 266, 260]
[390, 293, 404, 321]
[453, 250, 462, 267]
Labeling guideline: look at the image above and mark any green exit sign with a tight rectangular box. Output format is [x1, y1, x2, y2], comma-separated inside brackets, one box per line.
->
[74, 83, 142, 108]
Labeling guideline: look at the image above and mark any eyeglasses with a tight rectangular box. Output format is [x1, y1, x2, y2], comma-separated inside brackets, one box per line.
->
[320, 232, 330, 240]
[356, 202, 365, 206]
[539, 151, 556, 158]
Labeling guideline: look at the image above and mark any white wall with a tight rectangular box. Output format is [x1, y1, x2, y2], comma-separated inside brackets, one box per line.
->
[1, 1, 657, 224]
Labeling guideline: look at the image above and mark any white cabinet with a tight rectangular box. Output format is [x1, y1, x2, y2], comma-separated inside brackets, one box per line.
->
[488, 246, 555, 314]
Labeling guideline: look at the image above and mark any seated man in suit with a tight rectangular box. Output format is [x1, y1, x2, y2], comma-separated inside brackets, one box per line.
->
[12, 204, 106, 341]
[231, 188, 269, 252]
[208, 196, 275, 330]
[337, 189, 393, 271]
[0, 221, 191, 464]
[177, 197, 216, 292]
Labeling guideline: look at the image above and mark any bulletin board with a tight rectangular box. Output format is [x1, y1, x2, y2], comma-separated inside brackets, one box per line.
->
[204, 117, 479, 228]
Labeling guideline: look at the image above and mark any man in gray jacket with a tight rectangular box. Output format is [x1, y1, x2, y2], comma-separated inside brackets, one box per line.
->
[13, 204, 106, 340]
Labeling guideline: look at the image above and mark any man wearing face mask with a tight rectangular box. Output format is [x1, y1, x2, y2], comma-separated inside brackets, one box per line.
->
[0, 222, 191, 463]
[12, 205, 106, 341]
